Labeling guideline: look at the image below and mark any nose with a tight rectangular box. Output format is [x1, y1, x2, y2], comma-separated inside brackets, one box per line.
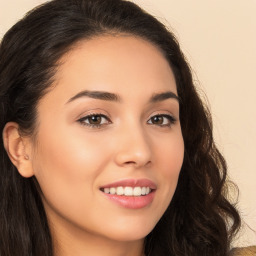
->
[114, 125, 152, 168]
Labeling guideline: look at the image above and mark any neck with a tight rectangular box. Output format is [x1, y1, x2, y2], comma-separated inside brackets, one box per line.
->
[49, 215, 145, 256]
[53, 232, 145, 256]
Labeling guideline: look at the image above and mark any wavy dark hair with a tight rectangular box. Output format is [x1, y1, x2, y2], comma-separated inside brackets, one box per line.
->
[0, 0, 240, 255]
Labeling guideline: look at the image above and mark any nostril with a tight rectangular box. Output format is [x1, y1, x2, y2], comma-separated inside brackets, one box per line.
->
[123, 160, 152, 168]
[124, 161, 136, 165]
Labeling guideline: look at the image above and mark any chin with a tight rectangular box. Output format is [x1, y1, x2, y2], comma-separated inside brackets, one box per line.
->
[99, 218, 157, 242]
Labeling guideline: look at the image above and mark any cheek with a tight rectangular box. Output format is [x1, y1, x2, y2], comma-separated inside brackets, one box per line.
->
[154, 131, 184, 201]
[156, 132, 184, 177]
[31, 126, 110, 212]
[33, 123, 109, 178]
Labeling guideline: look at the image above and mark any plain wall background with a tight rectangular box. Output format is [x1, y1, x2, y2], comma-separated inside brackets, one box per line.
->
[0, 0, 255, 246]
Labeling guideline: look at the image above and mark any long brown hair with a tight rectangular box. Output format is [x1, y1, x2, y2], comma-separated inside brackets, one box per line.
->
[0, 0, 240, 255]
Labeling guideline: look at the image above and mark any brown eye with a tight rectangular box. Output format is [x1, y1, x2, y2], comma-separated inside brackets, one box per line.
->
[88, 115, 102, 125]
[151, 116, 164, 125]
[78, 114, 111, 128]
[148, 114, 176, 127]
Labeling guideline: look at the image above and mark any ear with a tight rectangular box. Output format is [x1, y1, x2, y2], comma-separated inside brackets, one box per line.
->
[2, 122, 34, 178]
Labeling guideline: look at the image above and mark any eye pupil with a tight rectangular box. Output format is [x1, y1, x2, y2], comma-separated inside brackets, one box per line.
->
[152, 116, 163, 124]
[89, 115, 101, 124]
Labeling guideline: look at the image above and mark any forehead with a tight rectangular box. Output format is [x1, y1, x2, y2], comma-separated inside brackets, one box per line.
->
[44, 35, 177, 105]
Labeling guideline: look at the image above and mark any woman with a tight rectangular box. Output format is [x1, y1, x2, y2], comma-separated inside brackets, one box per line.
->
[0, 0, 241, 255]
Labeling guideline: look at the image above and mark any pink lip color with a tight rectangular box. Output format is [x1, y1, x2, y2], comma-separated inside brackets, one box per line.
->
[100, 179, 157, 209]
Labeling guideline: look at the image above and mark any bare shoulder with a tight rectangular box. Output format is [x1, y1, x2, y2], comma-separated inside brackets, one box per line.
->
[229, 246, 256, 256]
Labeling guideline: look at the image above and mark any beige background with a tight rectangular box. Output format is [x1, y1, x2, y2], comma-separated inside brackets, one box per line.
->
[0, 0, 255, 246]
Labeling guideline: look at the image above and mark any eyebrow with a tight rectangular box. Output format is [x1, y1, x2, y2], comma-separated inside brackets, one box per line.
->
[66, 90, 121, 103]
[150, 91, 180, 103]
[66, 90, 179, 104]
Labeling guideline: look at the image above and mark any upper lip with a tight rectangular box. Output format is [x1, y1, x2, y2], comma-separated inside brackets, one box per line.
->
[100, 179, 157, 190]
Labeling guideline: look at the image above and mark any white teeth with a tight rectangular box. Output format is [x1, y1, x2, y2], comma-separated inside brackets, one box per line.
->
[110, 187, 116, 194]
[124, 187, 133, 196]
[104, 188, 110, 194]
[133, 187, 142, 196]
[141, 187, 146, 195]
[102, 186, 151, 196]
[116, 186, 124, 195]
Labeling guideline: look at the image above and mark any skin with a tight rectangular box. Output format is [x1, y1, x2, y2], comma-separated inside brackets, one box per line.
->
[4, 36, 184, 256]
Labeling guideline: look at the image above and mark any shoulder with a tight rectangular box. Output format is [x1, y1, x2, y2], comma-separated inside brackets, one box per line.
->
[229, 246, 256, 256]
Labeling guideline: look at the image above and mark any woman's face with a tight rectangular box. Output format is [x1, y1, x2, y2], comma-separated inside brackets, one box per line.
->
[30, 36, 184, 243]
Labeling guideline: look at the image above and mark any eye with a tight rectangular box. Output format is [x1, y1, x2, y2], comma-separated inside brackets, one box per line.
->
[147, 114, 176, 127]
[77, 114, 111, 128]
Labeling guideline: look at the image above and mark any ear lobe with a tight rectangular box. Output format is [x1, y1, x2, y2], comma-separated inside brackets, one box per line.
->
[3, 122, 34, 178]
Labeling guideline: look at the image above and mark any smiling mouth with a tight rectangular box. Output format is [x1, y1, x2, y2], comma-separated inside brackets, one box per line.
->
[99, 179, 157, 209]
[100, 186, 153, 196]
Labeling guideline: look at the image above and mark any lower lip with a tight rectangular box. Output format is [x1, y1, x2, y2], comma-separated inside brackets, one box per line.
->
[101, 191, 156, 209]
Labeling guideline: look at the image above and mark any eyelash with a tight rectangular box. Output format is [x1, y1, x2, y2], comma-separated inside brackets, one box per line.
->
[77, 113, 111, 128]
[77, 113, 177, 129]
[147, 114, 177, 127]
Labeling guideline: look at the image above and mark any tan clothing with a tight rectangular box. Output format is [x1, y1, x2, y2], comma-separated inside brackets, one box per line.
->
[229, 246, 256, 256]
